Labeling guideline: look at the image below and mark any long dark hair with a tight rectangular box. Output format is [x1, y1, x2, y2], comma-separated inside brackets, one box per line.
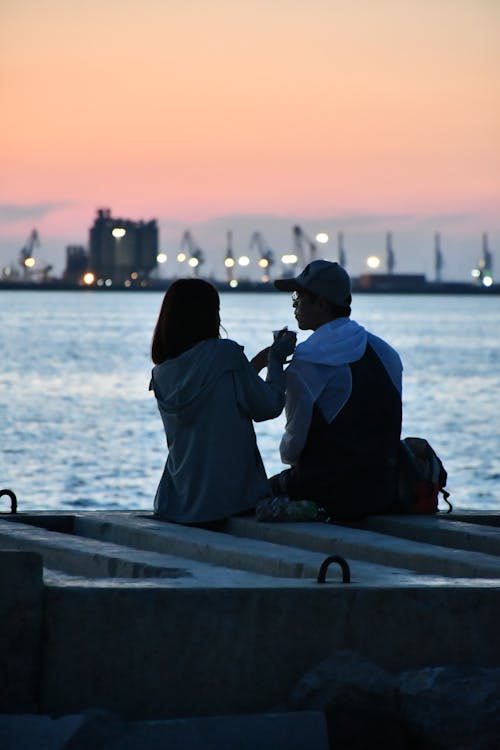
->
[151, 278, 221, 364]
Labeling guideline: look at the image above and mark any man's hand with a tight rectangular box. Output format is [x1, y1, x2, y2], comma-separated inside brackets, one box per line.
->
[270, 330, 297, 363]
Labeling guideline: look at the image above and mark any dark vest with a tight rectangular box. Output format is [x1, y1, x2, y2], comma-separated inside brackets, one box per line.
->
[287, 343, 402, 517]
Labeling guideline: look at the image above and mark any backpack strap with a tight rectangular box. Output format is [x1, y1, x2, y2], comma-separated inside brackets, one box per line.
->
[440, 488, 453, 513]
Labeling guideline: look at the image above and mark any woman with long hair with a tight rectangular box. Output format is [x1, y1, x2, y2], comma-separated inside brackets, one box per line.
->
[150, 278, 295, 524]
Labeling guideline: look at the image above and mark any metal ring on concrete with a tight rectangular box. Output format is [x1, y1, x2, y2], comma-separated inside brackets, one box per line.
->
[0, 489, 17, 514]
[317, 555, 351, 584]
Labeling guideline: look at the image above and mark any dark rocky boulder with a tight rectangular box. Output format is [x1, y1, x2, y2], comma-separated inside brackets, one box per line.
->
[288, 650, 408, 749]
[288, 651, 500, 750]
[398, 666, 500, 750]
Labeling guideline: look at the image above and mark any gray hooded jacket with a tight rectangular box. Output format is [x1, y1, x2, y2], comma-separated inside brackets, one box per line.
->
[150, 338, 286, 523]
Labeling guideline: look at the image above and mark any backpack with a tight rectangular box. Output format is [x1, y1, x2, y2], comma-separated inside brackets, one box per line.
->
[396, 437, 452, 514]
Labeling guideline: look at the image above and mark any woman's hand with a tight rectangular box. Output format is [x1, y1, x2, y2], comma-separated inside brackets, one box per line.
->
[250, 347, 271, 373]
[251, 330, 297, 372]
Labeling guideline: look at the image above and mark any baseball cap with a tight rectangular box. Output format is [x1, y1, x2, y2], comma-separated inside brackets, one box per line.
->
[274, 260, 351, 307]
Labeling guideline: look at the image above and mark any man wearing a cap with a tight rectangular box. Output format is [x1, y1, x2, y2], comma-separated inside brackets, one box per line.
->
[270, 259, 402, 519]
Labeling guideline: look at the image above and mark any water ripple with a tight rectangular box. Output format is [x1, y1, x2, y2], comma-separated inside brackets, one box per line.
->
[1, 291, 499, 511]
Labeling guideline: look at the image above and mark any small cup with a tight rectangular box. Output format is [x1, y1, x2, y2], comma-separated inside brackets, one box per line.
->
[273, 327, 288, 341]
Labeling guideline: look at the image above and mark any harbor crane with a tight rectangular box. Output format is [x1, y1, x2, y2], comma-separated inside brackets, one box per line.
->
[224, 230, 236, 283]
[19, 229, 40, 276]
[480, 233, 493, 275]
[472, 233, 494, 286]
[434, 233, 444, 282]
[386, 232, 395, 274]
[180, 230, 205, 277]
[292, 225, 316, 267]
[17, 229, 53, 281]
[337, 231, 347, 267]
[248, 231, 274, 280]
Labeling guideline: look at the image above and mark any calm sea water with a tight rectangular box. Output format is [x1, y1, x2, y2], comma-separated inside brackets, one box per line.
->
[1, 290, 499, 512]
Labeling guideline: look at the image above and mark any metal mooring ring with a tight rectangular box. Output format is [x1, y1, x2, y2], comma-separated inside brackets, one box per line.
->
[0, 489, 17, 514]
[317, 555, 351, 584]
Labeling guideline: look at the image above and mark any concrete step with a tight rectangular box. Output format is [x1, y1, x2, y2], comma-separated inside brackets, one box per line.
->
[3, 512, 500, 721]
[3, 511, 500, 584]
[0, 512, 467, 587]
[0, 515, 412, 587]
[0, 518, 283, 586]
[226, 515, 500, 579]
[71, 512, 424, 584]
[353, 514, 500, 557]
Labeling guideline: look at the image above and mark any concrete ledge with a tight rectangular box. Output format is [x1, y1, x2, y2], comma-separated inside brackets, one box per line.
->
[3, 511, 500, 719]
[6, 510, 500, 580]
[356, 514, 500, 557]
[0, 550, 43, 712]
[0, 520, 196, 580]
[228, 515, 500, 578]
[0, 519, 291, 586]
[71, 513, 422, 584]
[38, 584, 500, 718]
[0, 515, 429, 586]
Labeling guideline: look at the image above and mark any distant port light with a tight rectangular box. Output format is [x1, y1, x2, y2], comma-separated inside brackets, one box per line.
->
[367, 255, 381, 269]
[483, 276, 493, 287]
[24, 257, 36, 268]
[258, 258, 269, 268]
[177, 252, 187, 262]
[229, 279, 239, 288]
[238, 255, 250, 267]
[130, 272, 138, 280]
[316, 232, 329, 244]
[105, 279, 113, 287]
[83, 272, 95, 285]
[224, 257, 235, 268]
[111, 227, 126, 239]
[281, 254, 298, 265]
[156, 253, 167, 264]
[471, 269, 481, 278]
[188, 257, 199, 268]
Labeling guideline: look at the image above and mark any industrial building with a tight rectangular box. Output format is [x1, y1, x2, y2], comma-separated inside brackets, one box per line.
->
[63, 245, 88, 284]
[87, 208, 159, 285]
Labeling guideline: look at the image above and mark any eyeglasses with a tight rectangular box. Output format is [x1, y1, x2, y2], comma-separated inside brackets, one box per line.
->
[292, 291, 314, 304]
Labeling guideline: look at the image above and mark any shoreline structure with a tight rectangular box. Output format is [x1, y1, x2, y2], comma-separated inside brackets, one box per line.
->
[2, 508, 500, 742]
[8, 216, 496, 296]
[1, 275, 500, 294]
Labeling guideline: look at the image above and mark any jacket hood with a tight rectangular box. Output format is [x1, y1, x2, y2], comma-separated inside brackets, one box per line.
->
[150, 338, 242, 422]
[293, 318, 367, 366]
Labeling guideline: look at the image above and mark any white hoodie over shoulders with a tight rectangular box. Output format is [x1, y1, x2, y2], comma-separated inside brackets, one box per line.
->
[280, 318, 402, 466]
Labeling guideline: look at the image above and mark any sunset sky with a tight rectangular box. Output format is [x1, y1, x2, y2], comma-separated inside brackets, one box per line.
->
[1, 0, 499, 280]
